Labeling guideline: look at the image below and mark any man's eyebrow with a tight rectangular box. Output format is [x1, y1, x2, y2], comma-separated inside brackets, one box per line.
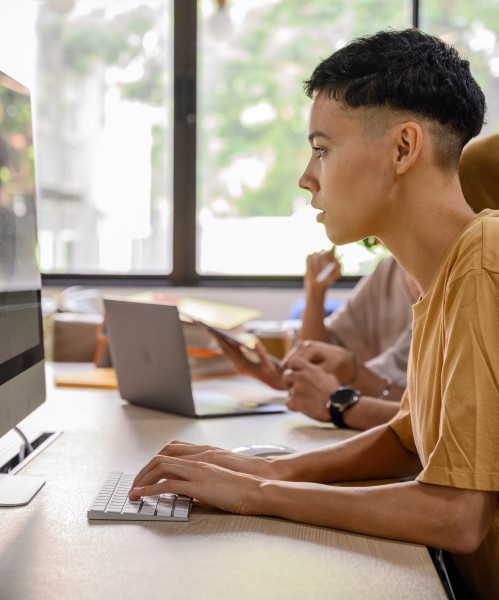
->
[308, 130, 331, 142]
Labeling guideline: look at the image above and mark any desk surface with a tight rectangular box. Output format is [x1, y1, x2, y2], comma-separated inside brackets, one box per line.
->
[1, 365, 447, 600]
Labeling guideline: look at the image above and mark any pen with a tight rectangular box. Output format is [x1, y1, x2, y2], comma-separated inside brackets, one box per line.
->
[316, 261, 336, 283]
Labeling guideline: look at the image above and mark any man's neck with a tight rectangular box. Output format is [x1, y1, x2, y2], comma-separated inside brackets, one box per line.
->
[377, 175, 475, 295]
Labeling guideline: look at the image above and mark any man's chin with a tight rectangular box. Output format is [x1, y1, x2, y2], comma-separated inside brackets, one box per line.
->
[323, 227, 354, 246]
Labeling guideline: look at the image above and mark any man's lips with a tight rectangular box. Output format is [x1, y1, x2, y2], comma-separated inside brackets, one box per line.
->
[312, 204, 325, 221]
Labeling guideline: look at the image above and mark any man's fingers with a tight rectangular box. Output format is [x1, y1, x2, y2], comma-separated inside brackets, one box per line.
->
[285, 355, 311, 372]
[160, 441, 219, 457]
[131, 457, 193, 494]
[130, 479, 193, 500]
[132, 453, 194, 488]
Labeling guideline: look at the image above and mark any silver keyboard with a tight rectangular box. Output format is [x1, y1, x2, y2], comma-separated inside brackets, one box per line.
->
[88, 471, 192, 522]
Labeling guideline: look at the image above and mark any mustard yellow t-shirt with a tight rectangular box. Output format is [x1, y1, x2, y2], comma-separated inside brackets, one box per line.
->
[389, 210, 499, 599]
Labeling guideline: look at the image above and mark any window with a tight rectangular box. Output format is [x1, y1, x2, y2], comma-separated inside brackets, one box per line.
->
[1, 0, 174, 278]
[1, 1, 498, 284]
[422, 0, 499, 136]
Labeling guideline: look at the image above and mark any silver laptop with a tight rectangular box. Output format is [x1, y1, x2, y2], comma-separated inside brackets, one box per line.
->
[103, 298, 288, 418]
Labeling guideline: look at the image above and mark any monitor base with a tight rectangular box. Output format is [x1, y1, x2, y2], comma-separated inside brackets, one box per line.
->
[0, 473, 45, 506]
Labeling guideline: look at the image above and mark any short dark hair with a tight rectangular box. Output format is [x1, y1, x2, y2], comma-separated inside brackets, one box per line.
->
[304, 28, 486, 166]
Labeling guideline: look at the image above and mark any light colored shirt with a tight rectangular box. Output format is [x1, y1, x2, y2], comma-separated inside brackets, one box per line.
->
[365, 326, 412, 387]
[326, 255, 414, 384]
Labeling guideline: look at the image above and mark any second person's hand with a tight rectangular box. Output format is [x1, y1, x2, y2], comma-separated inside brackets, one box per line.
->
[304, 247, 341, 296]
[207, 330, 285, 390]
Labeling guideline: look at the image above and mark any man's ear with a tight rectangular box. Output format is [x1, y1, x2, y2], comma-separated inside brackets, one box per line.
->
[394, 122, 423, 175]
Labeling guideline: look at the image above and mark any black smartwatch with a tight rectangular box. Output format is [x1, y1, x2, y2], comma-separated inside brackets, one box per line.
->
[327, 386, 361, 428]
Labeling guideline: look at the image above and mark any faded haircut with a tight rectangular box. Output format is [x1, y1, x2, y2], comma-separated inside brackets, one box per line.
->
[304, 29, 486, 168]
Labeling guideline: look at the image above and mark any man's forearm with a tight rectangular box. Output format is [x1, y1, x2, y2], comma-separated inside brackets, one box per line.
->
[270, 424, 421, 483]
[260, 426, 494, 554]
[258, 478, 495, 554]
[298, 293, 331, 342]
[343, 396, 401, 430]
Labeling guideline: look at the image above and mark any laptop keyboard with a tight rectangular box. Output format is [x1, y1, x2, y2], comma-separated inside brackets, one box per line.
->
[87, 471, 192, 521]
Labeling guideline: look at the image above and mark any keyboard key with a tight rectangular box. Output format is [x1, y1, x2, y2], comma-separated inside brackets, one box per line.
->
[173, 505, 190, 519]
[122, 499, 142, 514]
[140, 497, 159, 516]
[157, 496, 174, 517]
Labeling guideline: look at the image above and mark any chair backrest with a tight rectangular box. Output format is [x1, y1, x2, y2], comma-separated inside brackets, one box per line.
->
[459, 134, 499, 212]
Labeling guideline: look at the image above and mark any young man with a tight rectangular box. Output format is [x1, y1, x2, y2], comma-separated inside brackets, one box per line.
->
[130, 29, 498, 597]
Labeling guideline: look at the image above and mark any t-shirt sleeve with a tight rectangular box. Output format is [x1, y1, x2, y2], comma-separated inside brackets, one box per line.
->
[388, 389, 418, 454]
[418, 269, 499, 491]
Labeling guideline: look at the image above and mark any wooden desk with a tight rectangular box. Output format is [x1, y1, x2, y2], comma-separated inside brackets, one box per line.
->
[1, 365, 447, 600]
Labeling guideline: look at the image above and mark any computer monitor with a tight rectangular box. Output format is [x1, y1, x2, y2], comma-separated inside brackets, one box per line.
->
[0, 69, 51, 505]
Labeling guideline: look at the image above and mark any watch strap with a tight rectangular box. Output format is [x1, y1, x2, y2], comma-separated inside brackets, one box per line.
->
[328, 403, 347, 428]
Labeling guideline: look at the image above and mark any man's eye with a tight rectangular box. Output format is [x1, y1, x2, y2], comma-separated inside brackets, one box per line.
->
[313, 146, 326, 158]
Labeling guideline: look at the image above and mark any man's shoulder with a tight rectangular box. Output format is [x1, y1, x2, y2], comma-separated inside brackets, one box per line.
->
[472, 208, 499, 231]
[443, 210, 499, 286]
[481, 211, 499, 273]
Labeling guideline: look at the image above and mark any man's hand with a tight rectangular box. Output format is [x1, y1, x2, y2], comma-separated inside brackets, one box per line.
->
[128, 440, 289, 513]
[283, 340, 356, 385]
[129, 454, 268, 515]
[282, 356, 339, 421]
[132, 440, 280, 485]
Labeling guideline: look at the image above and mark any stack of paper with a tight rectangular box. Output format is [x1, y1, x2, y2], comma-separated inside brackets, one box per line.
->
[177, 297, 260, 330]
[130, 292, 260, 329]
[181, 321, 233, 377]
[182, 321, 219, 352]
[188, 354, 236, 378]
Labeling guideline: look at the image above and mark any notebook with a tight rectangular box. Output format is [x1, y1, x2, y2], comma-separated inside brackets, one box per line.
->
[103, 298, 288, 418]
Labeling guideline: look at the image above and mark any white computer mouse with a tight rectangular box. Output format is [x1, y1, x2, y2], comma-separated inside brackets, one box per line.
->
[231, 444, 296, 457]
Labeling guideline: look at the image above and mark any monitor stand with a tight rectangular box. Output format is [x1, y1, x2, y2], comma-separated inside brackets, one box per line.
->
[0, 427, 60, 506]
[0, 473, 45, 506]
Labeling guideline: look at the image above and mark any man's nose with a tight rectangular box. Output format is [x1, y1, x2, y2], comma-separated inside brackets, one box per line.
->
[298, 169, 317, 192]
[298, 164, 315, 192]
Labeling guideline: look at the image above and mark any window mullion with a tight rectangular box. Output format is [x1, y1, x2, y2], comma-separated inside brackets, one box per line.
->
[172, 0, 198, 283]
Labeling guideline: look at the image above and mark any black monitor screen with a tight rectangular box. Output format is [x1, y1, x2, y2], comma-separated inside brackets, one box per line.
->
[0, 70, 44, 439]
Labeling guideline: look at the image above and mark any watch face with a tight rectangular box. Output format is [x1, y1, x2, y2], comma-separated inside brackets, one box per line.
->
[331, 387, 359, 406]
[328, 387, 360, 428]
